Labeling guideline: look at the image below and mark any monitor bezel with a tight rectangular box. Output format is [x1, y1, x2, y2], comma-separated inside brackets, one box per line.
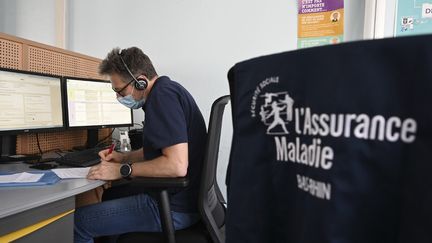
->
[0, 67, 66, 135]
[63, 76, 134, 130]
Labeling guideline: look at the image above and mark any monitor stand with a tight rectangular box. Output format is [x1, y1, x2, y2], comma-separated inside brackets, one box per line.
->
[86, 129, 99, 148]
[72, 129, 99, 150]
[1, 135, 41, 162]
[0, 135, 16, 162]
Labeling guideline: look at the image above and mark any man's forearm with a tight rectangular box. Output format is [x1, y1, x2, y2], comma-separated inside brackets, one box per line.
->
[131, 155, 187, 178]
[130, 143, 188, 178]
[122, 148, 144, 162]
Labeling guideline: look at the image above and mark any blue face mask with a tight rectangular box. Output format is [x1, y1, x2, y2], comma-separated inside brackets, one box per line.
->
[117, 94, 145, 109]
[117, 88, 145, 109]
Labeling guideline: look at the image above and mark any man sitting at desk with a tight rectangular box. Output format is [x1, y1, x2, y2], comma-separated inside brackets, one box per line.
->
[73, 47, 207, 243]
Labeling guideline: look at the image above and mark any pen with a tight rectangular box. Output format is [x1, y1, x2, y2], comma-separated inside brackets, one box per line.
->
[108, 143, 115, 154]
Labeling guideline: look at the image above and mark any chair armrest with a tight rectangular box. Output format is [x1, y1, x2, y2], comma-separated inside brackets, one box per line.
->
[124, 176, 189, 189]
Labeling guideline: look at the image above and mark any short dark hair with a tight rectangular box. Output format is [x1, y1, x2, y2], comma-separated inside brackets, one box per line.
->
[99, 47, 158, 83]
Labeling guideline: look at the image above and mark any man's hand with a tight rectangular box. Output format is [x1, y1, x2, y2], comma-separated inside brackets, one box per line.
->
[87, 161, 122, 180]
[98, 149, 125, 163]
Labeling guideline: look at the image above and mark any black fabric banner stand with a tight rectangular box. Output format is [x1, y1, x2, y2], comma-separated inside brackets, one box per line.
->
[226, 35, 432, 243]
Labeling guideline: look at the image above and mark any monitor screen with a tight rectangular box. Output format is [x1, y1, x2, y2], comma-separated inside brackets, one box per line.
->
[65, 77, 133, 128]
[0, 68, 64, 134]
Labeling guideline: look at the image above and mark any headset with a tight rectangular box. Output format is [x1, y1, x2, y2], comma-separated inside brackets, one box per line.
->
[119, 49, 148, 90]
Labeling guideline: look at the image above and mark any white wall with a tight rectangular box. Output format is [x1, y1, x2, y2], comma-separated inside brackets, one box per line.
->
[67, 0, 297, 112]
[345, 1, 366, 41]
[0, 0, 56, 46]
[384, 0, 398, 37]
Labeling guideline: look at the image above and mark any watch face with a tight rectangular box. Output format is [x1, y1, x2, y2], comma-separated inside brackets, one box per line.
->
[120, 164, 131, 177]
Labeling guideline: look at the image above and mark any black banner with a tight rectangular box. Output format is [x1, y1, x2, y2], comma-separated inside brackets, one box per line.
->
[226, 35, 432, 243]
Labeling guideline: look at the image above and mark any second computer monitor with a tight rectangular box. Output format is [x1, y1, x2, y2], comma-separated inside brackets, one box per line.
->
[64, 77, 133, 128]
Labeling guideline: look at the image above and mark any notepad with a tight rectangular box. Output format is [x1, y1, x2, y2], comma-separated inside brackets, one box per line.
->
[0, 172, 44, 183]
[51, 167, 91, 179]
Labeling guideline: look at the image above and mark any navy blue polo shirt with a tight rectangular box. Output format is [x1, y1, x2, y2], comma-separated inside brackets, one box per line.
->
[142, 76, 207, 213]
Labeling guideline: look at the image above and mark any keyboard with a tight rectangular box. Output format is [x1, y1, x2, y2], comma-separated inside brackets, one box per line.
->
[56, 148, 102, 167]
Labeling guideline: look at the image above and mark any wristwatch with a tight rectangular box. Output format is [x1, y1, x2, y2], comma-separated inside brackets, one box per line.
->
[120, 163, 133, 179]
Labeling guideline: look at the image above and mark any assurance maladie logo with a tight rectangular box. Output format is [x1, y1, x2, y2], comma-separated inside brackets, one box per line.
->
[249, 76, 418, 200]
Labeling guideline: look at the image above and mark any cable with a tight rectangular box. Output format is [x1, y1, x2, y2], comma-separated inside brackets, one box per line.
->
[34, 133, 65, 155]
[30, 133, 64, 164]
[54, 150, 65, 160]
[95, 128, 116, 147]
[35, 133, 43, 155]
[133, 123, 144, 127]
[127, 123, 144, 132]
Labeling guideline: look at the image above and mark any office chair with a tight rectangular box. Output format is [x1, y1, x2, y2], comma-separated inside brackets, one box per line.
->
[115, 95, 230, 243]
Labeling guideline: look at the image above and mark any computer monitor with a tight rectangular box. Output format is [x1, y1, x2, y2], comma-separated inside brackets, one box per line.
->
[64, 77, 133, 129]
[0, 68, 64, 159]
[0, 68, 64, 134]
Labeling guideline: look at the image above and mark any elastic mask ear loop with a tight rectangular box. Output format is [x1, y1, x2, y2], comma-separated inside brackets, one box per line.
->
[130, 84, 136, 96]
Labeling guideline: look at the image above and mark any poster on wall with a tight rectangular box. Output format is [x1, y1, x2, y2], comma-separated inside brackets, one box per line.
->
[395, 0, 432, 37]
[297, 0, 344, 48]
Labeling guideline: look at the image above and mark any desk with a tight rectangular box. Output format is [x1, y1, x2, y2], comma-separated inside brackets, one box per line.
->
[0, 162, 105, 242]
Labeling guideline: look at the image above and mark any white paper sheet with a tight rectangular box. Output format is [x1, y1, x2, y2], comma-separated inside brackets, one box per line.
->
[0, 172, 44, 183]
[51, 167, 91, 179]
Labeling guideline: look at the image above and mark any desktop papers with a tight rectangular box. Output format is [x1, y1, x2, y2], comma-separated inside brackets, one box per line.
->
[0, 172, 44, 183]
[51, 167, 91, 179]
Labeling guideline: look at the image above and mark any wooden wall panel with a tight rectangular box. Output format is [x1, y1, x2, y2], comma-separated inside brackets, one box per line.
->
[0, 38, 22, 70]
[76, 58, 102, 79]
[28, 46, 78, 76]
[0, 32, 111, 155]
[17, 130, 112, 155]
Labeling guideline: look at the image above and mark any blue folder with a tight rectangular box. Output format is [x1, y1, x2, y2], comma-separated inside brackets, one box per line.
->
[0, 171, 60, 187]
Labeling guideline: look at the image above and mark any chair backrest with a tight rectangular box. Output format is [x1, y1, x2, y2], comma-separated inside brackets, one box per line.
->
[225, 35, 432, 243]
[198, 95, 230, 243]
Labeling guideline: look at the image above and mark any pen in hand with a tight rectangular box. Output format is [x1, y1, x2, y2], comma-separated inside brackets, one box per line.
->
[108, 143, 115, 154]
